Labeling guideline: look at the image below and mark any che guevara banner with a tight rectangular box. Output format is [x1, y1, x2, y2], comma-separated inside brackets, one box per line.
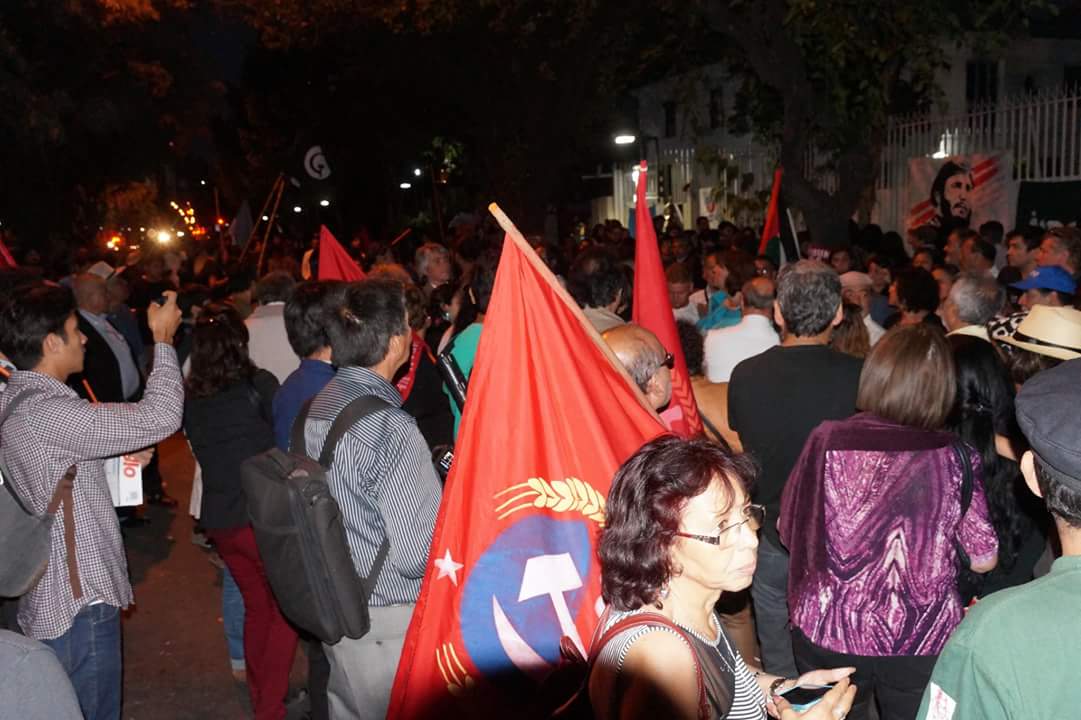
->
[387, 205, 665, 717]
[905, 152, 1018, 231]
[632, 161, 702, 438]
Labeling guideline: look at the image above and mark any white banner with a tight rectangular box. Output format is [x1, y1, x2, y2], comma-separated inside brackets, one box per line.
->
[906, 152, 1018, 231]
[105, 455, 143, 507]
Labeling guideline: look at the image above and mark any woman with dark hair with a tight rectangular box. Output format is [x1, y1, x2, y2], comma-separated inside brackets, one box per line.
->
[183, 304, 297, 720]
[885, 267, 944, 331]
[829, 304, 871, 359]
[591, 435, 856, 720]
[780, 324, 998, 720]
[947, 335, 1048, 598]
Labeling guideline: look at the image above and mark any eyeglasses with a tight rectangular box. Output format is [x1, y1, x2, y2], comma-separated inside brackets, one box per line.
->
[675, 504, 766, 546]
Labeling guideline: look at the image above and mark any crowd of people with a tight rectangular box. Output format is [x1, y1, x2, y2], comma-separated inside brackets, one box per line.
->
[0, 207, 1079, 720]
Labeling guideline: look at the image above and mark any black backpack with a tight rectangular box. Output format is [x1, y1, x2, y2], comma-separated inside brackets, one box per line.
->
[240, 395, 391, 644]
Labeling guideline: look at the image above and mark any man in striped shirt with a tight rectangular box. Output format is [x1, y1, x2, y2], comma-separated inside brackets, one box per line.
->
[305, 279, 442, 720]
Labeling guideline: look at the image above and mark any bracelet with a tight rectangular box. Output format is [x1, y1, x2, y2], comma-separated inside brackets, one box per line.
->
[770, 677, 790, 696]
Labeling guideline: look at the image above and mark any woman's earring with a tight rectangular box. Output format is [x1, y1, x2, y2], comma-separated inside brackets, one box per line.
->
[658, 584, 670, 600]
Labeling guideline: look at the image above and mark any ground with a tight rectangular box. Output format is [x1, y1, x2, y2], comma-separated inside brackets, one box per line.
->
[121, 434, 306, 720]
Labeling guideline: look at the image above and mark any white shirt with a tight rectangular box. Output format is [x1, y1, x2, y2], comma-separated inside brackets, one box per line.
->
[673, 302, 701, 325]
[245, 302, 300, 384]
[703, 314, 780, 383]
[864, 313, 886, 346]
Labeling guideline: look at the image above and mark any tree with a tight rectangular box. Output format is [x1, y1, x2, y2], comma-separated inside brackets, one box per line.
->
[697, 0, 1050, 247]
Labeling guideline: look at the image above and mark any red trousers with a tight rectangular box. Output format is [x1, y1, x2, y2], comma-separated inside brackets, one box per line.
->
[209, 525, 298, 720]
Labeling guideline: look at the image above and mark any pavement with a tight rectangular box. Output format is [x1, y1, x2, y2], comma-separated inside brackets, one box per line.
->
[121, 433, 307, 720]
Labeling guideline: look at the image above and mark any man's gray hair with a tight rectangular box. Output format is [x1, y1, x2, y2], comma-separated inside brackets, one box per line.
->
[775, 260, 841, 337]
[948, 274, 1005, 326]
[415, 243, 449, 280]
[624, 344, 664, 392]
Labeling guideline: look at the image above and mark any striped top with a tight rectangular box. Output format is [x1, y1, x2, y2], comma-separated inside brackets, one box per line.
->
[595, 608, 766, 719]
[303, 366, 442, 606]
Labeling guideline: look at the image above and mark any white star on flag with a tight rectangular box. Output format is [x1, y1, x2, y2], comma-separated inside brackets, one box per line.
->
[433, 549, 464, 586]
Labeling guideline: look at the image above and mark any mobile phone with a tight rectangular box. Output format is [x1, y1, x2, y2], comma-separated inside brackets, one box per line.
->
[778, 684, 833, 712]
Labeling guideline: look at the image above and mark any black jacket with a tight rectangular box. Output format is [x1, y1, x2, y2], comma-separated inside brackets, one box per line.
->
[69, 313, 125, 403]
[184, 370, 278, 530]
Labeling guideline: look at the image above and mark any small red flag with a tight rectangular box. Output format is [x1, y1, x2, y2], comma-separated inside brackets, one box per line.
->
[316, 225, 365, 282]
[0, 236, 17, 269]
[387, 206, 664, 718]
[758, 167, 784, 255]
[632, 161, 703, 437]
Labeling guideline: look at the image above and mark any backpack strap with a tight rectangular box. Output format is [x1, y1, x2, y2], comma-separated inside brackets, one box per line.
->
[289, 397, 315, 456]
[588, 611, 710, 720]
[0, 387, 46, 429]
[317, 395, 393, 469]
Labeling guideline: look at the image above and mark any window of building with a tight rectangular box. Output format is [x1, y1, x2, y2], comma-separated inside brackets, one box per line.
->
[663, 101, 677, 138]
[966, 60, 999, 110]
[709, 87, 724, 130]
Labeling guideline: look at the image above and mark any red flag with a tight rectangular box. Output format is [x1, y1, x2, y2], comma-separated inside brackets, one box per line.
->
[317, 225, 365, 282]
[632, 161, 703, 438]
[387, 205, 664, 718]
[0, 236, 16, 269]
[758, 167, 784, 255]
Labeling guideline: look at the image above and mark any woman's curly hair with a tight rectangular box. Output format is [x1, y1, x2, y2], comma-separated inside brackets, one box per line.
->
[186, 303, 256, 398]
[599, 435, 757, 611]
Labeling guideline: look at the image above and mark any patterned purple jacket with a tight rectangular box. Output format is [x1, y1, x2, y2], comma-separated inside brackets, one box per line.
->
[779, 412, 998, 657]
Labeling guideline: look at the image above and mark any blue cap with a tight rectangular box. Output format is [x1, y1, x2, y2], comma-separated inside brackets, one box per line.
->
[1010, 265, 1077, 295]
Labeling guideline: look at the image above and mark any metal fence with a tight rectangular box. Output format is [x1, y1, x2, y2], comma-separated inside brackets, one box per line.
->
[876, 86, 1081, 231]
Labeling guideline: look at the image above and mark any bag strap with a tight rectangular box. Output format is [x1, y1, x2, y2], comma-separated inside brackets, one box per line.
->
[45, 465, 82, 600]
[363, 537, 391, 602]
[953, 442, 974, 516]
[317, 395, 393, 469]
[588, 611, 710, 720]
[289, 397, 315, 455]
[0, 387, 46, 429]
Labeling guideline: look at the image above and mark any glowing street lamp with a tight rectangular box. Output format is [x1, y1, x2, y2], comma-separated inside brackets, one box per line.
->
[155, 230, 172, 245]
[613, 134, 637, 145]
[399, 182, 412, 190]
[413, 168, 422, 177]
[319, 199, 330, 207]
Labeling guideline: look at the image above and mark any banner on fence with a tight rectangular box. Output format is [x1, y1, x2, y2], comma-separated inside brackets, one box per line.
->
[1015, 180, 1081, 229]
[698, 187, 723, 228]
[906, 153, 1018, 232]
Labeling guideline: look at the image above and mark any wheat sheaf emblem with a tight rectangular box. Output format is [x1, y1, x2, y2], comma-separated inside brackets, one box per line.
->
[493, 476, 606, 524]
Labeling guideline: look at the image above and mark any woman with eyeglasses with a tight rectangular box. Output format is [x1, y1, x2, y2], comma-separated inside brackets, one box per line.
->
[780, 324, 999, 720]
[590, 435, 857, 720]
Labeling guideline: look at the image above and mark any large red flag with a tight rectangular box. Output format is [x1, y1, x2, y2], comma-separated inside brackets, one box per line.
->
[387, 205, 665, 718]
[632, 161, 703, 438]
[758, 167, 784, 255]
[317, 225, 365, 281]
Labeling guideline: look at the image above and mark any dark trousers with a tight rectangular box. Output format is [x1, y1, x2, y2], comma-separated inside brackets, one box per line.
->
[792, 629, 936, 720]
[209, 526, 299, 720]
[750, 534, 797, 676]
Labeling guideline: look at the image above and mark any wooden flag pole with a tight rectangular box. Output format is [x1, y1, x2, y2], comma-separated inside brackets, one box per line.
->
[390, 227, 413, 247]
[487, 202, 663, 423]
[256, 178, 286, 277]
[240, 174, 284, 262]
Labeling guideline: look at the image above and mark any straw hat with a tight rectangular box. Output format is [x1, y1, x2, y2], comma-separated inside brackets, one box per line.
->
[1000, 305, 1081, 360]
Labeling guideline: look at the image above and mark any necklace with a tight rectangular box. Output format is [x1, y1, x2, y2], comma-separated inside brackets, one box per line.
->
[672, 612, 736, 676]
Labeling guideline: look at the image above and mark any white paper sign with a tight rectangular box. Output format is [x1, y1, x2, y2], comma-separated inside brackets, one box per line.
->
[105, 455, 143, 507]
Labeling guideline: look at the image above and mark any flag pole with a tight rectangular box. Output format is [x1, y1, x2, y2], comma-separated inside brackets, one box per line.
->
[488, 202, 663, 423]
[240, 174, 284, 262]
[256, 178, 286, 277]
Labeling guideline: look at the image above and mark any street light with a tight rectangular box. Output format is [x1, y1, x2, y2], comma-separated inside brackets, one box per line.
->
[319, 199, 330, 207]
[400, 182, 412, 189]
[200, 180, 207, 186]
[262, 215, 270, 221]
[155, 230, 172, 245]
[613, 134, 637, 145]
[293, 205, 302, 213]
[413, 168, 422, 177]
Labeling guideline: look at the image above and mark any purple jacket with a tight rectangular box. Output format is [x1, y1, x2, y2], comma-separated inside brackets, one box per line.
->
[779, 412, 998, 657]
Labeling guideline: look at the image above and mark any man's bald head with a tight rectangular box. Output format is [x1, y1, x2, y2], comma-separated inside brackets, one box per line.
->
[603, 323, 671, 410]
[742, 276, 776, 315]
[73, 273, 108, 315]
